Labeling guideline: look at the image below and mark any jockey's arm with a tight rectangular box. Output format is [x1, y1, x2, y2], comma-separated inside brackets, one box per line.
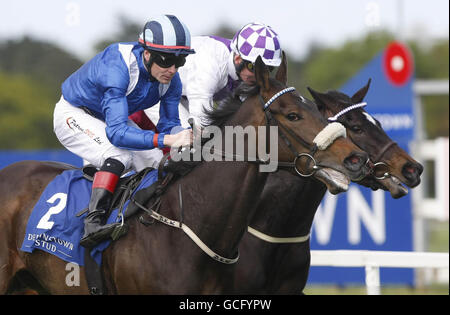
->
[186, 96, 214, 127]
[127, 109, 192, 148]
[180, 38, 228, 128]
[157, 77, 193, 147]
[103, 88, 164, 150]
[156, 76, 183, 134]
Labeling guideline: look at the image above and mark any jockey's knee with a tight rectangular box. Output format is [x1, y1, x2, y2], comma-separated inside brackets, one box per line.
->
[96, 151, 132, 173]
[132, 148, 164, 172]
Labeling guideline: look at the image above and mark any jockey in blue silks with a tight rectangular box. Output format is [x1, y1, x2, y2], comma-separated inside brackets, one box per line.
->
[53, 15, 195, 248]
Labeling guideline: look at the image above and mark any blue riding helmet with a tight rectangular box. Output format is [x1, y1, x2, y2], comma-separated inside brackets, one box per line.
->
[139, 15, 195, 56]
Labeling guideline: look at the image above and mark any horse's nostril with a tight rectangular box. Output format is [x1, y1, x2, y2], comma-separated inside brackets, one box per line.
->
[344, 152, 369, 175]
[417, 163, 424, 175]
[403, 162, 423, 177]
[348, 155, 361, 165]
[402, 162, 423, 188]
[345, 153, 366, 166]
[344, 152, 369, 181]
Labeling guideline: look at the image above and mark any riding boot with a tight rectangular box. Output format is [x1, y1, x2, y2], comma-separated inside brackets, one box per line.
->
[80, 158, 124, 248]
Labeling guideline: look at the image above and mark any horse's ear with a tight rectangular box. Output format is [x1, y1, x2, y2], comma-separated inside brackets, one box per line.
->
[307, 87, 331, 113]
[351, 78, 371, 104]
[275, 51, 288, 85]
[254, 55, 270, 92]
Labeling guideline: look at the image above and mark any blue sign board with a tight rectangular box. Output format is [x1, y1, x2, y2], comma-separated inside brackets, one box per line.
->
[308, 43, 416, 285]
[0, 150, 82, 171]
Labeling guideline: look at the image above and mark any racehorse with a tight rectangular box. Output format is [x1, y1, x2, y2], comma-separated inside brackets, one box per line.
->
[0, 54, 370, 294]
[230, 79, 424, 294]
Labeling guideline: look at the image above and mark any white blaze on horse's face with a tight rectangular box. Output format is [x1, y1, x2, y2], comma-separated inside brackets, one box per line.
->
[363, 112, 377, 126]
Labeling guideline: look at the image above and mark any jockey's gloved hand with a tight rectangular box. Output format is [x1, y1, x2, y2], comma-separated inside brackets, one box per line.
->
[163, 129, 193, 148]
[187, 116, 203, 138]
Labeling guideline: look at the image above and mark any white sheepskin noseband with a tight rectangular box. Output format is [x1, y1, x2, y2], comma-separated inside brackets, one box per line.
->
[313, 122, 347, 150]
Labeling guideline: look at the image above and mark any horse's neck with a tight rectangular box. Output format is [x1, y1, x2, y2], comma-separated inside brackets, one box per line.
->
[163, 160, 268, 258]
[250, 171, 327, 238]
[156, 101, 270, 259]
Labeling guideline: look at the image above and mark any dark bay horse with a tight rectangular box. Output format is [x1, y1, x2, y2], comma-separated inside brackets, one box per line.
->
[230, 79, 424, 294]
[0, 55, 370, 294]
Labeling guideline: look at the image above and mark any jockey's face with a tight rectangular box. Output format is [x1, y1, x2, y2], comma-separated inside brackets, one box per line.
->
[234, 54, 256, 84]
[240, 67, 256, 84]
[144, 50, 178, 84]
[152, 63, 177, 84]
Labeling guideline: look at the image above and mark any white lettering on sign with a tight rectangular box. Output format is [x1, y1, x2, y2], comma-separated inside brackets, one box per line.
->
[373, 113, 414, 131]
[348, 187, 386, 245]
[313, 187, 386, 245]
[312, 192, 338, 245]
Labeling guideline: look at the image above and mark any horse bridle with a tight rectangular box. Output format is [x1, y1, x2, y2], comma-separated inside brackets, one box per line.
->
[244, 87, 346, 245]
[197, 87, 346, 178]
[368, 140, 397, 180]
[328, 102, 397, 180]
[260, 87, 339, 177]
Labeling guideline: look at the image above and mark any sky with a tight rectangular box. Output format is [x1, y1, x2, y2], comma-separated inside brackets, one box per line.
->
[0, 0, 448, 61]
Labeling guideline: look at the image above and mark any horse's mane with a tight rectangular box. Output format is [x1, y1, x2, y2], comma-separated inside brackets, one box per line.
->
[204, 82, 260, 127]
[166, 79, 280, 176]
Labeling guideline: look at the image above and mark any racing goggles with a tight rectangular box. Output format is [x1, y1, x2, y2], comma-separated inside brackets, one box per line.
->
[243, 60, 274, 73]
[152, 52, 187, 68]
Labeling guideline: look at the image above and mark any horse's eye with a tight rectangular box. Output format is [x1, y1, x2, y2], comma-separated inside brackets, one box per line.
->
[287, 113, 301, 121]
[351, 125, 363, 133]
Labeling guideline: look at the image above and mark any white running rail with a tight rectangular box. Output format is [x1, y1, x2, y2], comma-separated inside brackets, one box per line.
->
[310, 250, 449, 295]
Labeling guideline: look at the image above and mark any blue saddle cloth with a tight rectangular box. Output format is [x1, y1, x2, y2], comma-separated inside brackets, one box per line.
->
[20, 168, 158, 266]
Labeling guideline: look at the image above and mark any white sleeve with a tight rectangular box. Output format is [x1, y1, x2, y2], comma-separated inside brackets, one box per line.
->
[187, 97, 213, 127]
[178, 37, 230, 127]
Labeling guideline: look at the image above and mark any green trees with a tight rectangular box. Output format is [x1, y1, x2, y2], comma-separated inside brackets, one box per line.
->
[0, 37, 83, 96]
[0, 73, 57, 148]
[0, 38, 82, 149]
[411, 39, 449, 138]
[287, 31, 449, 139]
[292, 31, 396, 94]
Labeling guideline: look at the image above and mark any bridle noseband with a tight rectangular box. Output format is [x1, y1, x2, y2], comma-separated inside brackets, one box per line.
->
[260, 87, 345, 177]
[328, 101, 397, 180]
[371, 140, 397, 179]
